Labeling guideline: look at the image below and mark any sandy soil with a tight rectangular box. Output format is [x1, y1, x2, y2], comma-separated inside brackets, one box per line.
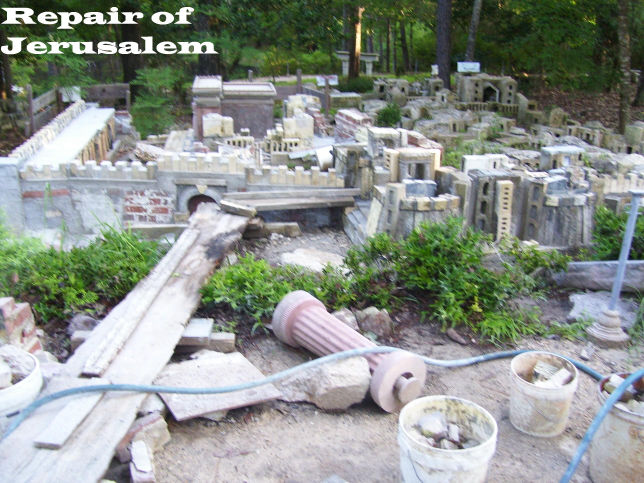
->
[153, 230, 644, 483]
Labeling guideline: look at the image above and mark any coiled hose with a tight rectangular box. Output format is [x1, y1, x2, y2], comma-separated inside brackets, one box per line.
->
[1, 345, 637, 481]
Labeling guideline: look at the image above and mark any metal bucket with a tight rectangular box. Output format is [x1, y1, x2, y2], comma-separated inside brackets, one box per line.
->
[588, 373, 644, 483]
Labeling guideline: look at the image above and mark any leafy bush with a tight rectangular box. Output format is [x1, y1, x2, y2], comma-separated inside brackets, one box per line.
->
[375, 103, 402, 127]
[443, 140, 505, 168]
[337, 76, 374, 93]
[591, 205, 644, 261]
[0, 225, 165, 323]
[296, 51, 340, 74]
[200, 254, 353, 333]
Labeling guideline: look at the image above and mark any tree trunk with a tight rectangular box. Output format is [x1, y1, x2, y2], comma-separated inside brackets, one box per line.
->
[465, 0, 483, 62]
[617, 0, 631, 134]
[0, 27, 14, 101]
[393, 23, 397, 73]
[367, 32, 374, 53]
[633, 70, 644, 107]
[409, 23, 414, 71]
[343, 4, 350, 51]
[379, 31, 384, 70]
[386, 20, 391, 73]
[348, 6, 364, 79]
[120, 22, 143, 99]
[400, 22, 410, 72]
[436, 0, 452, 89]
[196, 13, 218, 75]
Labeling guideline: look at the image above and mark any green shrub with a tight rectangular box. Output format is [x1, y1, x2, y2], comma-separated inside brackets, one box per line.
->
[337, 76, 374, 93]
[0, 224, 165, 323]
[200, 219, 568, 344]
[200, 254, 352, 333]
[591, 205, 644, 261]
[375, 103, 402, 127]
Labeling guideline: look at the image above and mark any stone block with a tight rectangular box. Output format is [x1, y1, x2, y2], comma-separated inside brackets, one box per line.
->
[355, 306, 393, 339]
[403, 179, 437, 197]
[332, 308, 359, 331]
[277, 356, 370, 411]
[129, 441, 155, 483]
[567, 291, 638, 329]
[116, 413, 170, 463]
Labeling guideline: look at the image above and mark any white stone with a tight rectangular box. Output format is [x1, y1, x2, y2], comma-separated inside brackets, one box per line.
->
[279, 248, 344, 274]
[277, 356, 370, 411]
[417, 412, 447, 439]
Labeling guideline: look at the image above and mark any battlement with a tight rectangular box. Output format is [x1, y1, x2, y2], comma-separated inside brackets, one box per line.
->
[10, 100, 87, 162]
[20, 159, 156, 181]
[245, 164, 343, 188]
[157, 151, 255, 174]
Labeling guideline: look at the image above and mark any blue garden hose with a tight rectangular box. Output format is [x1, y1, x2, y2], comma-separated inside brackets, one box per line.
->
[1, 345, 637, 481]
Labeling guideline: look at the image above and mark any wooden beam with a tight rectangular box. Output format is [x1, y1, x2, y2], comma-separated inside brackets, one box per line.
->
[223, 188, 360, 200]
[0, 205, 249, 482]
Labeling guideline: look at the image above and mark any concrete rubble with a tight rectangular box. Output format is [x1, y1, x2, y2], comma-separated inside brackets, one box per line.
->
[355, 306, 394, 339]
[332, 308, 360, 331]
[567, 291, 638, 328]
[276, 356, 371, 411]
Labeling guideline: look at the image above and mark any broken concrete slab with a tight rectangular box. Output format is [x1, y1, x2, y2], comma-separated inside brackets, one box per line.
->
[0, 360, 11, 389]
[138, 394, 167, 417]
[355, 307, 393, 339]
[129, 440, 155, 483]
[116, 413, 171, 463]
[279, 248, 345, 274]
[567, 291, 638, 329]
[277, 356, 370, 411]
[553, 261, 644, 293]
[153, 351, 281, 421]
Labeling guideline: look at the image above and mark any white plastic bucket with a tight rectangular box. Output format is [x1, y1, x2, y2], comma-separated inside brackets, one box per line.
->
[588, 373, 644, 483]
[398, 395, 498, 483]
[509, 351, 578, 437]
[0, 351, 42, 416]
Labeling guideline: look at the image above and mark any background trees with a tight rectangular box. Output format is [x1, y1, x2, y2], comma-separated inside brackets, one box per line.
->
[0, 1, 640, 110]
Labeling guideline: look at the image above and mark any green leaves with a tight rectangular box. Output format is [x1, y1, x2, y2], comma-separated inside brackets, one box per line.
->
[591, 205, 644, 261]
[0, 223, 165, 324]
[375, 103, 402, 127]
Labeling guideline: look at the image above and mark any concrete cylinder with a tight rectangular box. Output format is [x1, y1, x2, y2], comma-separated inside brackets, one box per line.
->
[272, 291, 426, 412]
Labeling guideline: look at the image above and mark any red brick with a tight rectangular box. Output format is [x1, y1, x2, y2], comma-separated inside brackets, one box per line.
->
[151, 207, 169, 214]
[22, 189, 70, 199]
[150, 198, 161, 205]
[125, 205, 145, 213]
[24, 339, 42, 354]
[0, 297, 15, 318]
[22, 326, 37, 340]
[5, 303, 33, 333]
[122, 214, 135, 221]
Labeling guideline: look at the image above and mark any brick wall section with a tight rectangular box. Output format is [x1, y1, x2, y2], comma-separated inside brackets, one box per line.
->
[123, 190, 174, 224]
[0, 297, 43, 353]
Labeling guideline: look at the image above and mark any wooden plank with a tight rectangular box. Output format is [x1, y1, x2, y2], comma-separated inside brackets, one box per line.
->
[0, 205, 249, 483]
[32, 89, 57, 113]
[82, 227, 200, 376]
[220, 199, 257, 217]
[248, 196, 355, 211]
[223, 188, 360, 200]
[33, 378, 107, 449]
[154, 352, 281, 421]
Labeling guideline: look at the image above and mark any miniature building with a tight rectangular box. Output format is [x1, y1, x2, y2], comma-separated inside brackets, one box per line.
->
[335, 109, 373, 141]
[192, 76, 276, 140]
[456, 73, 517, 105]
[540, 145, 585, 171]
[202, 113, 234, 138]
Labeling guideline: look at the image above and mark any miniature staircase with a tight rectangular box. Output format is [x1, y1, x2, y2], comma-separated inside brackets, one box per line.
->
[343, 199, 371, 245]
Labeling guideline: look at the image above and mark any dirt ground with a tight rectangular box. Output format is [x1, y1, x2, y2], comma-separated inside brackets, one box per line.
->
[154, 230, 644, 483]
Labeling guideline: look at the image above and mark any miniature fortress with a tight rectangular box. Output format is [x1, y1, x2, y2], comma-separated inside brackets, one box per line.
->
[1, 71, 644, 249]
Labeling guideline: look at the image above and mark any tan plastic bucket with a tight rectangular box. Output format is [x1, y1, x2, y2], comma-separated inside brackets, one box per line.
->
[588, 373, 644, 483]
[398, 395, 498, 483]
[509, 351, 578, 437]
